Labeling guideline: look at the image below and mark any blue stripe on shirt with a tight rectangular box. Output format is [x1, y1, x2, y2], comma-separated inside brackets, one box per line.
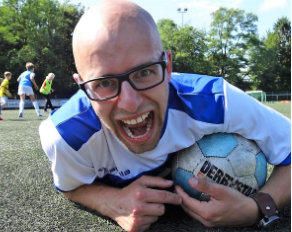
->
[50, 90, 102, 151]
[278, 153, 291, 165]
[168, 73, 225, 124]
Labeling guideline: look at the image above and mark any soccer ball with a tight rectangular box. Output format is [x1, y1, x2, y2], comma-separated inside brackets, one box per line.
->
[171, 133, 267, 201]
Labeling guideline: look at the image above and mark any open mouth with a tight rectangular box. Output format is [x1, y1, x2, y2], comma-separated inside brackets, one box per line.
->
[119, 111, 154, 139]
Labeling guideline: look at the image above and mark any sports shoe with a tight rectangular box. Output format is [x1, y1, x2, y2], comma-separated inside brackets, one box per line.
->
[43, 110, 49, 113]
[0, 117, 3, 120]
[19, 113, 23, 117]
[38, 114, 42, 117]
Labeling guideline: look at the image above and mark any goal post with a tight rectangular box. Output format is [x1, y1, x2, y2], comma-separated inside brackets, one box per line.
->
[246, 91, 266, 103]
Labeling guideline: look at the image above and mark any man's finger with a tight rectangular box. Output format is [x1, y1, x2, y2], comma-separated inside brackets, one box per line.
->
[139, 175, 174, 189]
[175, 185, 210, 216]
[142, 188, 182, 205]
[188, 177, 223, 198]
[180, 202, 206, 224]
[175, 185, 201, 207]
[140, 203, 166, 217]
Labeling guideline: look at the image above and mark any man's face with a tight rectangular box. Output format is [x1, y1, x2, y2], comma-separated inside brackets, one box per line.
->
[73, 2, 172, 153]
[81, 51, 171, 154]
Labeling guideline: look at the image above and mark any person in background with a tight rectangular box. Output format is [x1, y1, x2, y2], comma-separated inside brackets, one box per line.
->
[40, 73, 55, 113]
[0, 72, 12, 120]
[39, 1, 291, 231]
[17, 62, 42, 117]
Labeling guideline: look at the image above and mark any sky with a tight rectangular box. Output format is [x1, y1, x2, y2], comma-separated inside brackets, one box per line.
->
[65, 0, 291, 38]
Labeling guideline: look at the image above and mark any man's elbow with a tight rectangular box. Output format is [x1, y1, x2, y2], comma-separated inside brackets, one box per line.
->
[63, 190, 75, 201]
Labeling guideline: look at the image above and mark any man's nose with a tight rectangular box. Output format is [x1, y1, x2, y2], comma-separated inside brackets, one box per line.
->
[117, 81, 143, 113]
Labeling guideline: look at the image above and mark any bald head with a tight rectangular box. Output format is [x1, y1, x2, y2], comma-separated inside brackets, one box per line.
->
[73, 0, 163, 79]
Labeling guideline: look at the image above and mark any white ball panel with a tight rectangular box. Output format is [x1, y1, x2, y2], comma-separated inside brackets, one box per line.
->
[233, 134, 261, 155]
[227, 145, 256, 176]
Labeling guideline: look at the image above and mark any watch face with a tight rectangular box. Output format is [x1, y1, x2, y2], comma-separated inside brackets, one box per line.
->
[258, 215, 280, 228]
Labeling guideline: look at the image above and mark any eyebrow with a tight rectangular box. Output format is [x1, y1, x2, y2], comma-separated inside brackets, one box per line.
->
[96, 60, 159, 78]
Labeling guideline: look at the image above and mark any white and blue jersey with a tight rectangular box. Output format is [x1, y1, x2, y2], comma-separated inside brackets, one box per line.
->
[19, 71, 34, 87]
[39, 73, 291, 192]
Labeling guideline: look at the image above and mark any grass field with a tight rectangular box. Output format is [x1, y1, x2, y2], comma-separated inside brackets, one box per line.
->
[0, 102, 291, 232]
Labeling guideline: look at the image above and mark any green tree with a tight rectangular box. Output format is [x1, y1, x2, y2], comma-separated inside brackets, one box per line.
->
[157, 19, 210, 74]
[0, 0, 83, 96]
[208, 7, 258, 90]
[249, 35, 278, 92]
[249, 17, 291, 92]
[273, 17, 291, 92]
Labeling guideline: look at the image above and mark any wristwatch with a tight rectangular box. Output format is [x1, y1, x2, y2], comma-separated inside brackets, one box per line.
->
[250, 192, 279, 229]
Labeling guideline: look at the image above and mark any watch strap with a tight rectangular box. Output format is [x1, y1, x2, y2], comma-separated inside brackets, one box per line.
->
[251, 192, 279, 228]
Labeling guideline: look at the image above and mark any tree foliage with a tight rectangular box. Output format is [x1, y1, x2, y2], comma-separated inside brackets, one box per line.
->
[249, 17, 291, 92]
[157, 19, 210, 75]
[0, 0, 83, 96]
[0, 1, 290, 96]
[207, 7, 258, 89]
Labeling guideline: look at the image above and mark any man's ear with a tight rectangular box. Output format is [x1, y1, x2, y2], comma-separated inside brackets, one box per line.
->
[73, 73, 82, 84]
[165, 50, 172, 82]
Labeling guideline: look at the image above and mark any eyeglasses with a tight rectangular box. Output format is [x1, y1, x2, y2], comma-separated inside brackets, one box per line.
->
[79, 51, 168, 101]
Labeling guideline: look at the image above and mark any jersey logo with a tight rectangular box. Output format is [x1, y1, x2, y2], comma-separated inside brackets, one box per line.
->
[98, 166, 131, 177]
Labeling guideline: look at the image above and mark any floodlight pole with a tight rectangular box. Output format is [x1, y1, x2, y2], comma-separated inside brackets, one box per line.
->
[177, 7, 188, 27]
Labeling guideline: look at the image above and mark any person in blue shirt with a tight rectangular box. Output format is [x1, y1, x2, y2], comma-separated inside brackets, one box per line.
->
[17, 62, 42, 117]
[39, 1, 291, 231]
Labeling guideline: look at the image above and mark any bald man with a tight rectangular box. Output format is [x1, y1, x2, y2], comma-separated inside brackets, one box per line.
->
[39, 0, 291, 231]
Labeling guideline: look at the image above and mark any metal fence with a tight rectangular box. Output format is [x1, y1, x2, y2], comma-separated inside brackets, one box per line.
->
[266, 92, 291, 101]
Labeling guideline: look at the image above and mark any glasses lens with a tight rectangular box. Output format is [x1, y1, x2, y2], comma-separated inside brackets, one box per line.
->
[84, 77, 119, 100]
[82, 61, 165, 101]
[129, 63, 164, 90]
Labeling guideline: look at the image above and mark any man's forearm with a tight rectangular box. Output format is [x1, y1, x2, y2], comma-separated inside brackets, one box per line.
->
[63, 180, 118, 217]
[260, 164, 291, 209]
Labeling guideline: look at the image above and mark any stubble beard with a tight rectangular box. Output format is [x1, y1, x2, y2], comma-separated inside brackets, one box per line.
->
[99, 98, 169, 154]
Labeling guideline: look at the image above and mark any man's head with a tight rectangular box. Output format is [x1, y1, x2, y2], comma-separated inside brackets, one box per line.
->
[26, 62, 34, 71]
[73, 0, 172, 154]
[4, 71, 12, 80]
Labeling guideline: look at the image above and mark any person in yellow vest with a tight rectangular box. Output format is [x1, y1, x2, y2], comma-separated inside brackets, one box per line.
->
[40, 73, 55, 113]
[0, 72, 12, 120]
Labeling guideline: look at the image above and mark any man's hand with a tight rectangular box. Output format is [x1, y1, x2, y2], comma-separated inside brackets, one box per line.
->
[64, 176, 182, 232]
[175, 176, 259, 227]
[106, 176, 182, 232]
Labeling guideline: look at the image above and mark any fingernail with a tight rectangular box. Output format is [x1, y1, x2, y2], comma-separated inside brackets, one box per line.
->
[190, 177, 198, 186]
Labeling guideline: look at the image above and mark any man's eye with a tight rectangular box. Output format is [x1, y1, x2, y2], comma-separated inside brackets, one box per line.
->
[98, 80, 111, 88]
[139, 69, 151, 77]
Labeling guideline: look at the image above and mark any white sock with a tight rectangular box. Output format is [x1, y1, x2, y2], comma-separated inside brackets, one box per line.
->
[33, 101, 41, 115]
[19, 101, 24, 114]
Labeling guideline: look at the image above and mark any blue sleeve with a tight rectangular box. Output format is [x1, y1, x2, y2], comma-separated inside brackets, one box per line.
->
[277, 153, 291, 166]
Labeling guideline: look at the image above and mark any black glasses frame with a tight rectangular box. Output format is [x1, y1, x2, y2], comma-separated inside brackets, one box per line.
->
[79, 51, 168, 101]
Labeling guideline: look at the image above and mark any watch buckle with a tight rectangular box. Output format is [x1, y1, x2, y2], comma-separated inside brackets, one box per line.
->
[259, 215, 280, 227]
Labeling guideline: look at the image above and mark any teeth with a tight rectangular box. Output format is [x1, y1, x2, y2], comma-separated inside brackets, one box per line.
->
[122, 112, 149, 125]
[122, 118, 153, 139]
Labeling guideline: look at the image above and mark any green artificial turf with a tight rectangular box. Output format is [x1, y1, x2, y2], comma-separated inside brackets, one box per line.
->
[0, 103, 291, 232]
